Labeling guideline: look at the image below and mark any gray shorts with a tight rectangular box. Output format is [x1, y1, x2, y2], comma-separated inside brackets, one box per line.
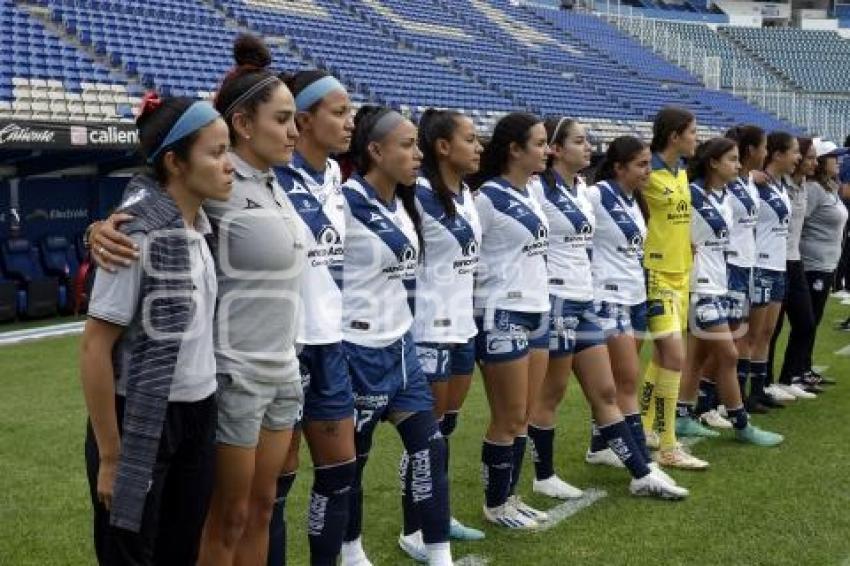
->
[215, 372, 304, 448]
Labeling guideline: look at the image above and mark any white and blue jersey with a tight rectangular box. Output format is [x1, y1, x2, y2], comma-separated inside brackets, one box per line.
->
[529, 172, 595, 302]
[341, 175, 419, 348]
[726, 174, 759, 270]
[754, 176, 791, 273]
[413, 177, 481, 344]
[690, 181, 732, 297]
[473, 176, 549, 330]
[587, 181, 647, 306]
[276, 153, 345, 345]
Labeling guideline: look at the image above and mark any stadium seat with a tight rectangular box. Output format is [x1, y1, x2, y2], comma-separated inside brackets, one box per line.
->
[0, 238, 59, 319]
[39, 235, 73, 313]
[0, 276, 16, 322]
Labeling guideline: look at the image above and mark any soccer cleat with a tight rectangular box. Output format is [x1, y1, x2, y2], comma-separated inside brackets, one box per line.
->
[805, 370, 836, 386]
[398, 531, 428, 563]
[796, 375, 825, 393]
[776, 383, 816, 399]
[483, 502, 538, 530]
[735, 424, 784, 447]
[585, 447, 626, 468]
[645, 430, 660, 450]
[764, 384, 796, 402]
[700, 409, 733, 429]
[630, 470, 689, 500]
[745, 397, 770, 414]
[340, 538, 373, 566]
[647, 461, 677, 486]
[655, 444, 710, 470]
[676, 416, 720, 438]
[532, 475, 584, 500]
[449, 517, 485, 541]
[508, 495, 548, 522]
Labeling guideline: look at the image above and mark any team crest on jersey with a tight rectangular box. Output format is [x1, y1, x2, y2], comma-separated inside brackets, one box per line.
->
[317, 225, 341, 245]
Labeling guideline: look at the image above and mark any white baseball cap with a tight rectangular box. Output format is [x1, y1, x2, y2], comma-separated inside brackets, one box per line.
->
[813, 138, 848, 158]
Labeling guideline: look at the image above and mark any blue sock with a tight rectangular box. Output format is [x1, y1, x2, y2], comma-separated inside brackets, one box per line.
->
[624, 413, 652, 463]
[482, 439, 513, 508]
[440, 412, 459, 475]
[344, 455, 368, 543]
[676, 401, 695, 419]
[726, 404, 749, 430]
[509, 435, 528, 495]
[309, 460, 355, 566]
[750, 360, 768, 398]
[268, 471, 296, 566]
[397, 412, 450, 545]
[528, 425, 555, 481]
[695, 378, 717, 415]
[400, 451, 420, 536]
[737, 358, 750, 399]
[598, 419, 650, 479]
[589, 419, 607, 453]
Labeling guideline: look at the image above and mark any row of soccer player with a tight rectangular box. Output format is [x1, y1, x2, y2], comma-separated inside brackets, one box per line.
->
[80, 33, 845, 566]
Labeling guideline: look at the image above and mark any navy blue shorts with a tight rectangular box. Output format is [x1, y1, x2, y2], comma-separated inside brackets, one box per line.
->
[474, 309, 549, 363]
[726, 264, 752, 323]
[689, 294, 729, 331]
[751, 267, 786, 306]
[343, 332, 433, 432]
[415, 338, 476, 383]
[299, 342, 355, 422]
[594, 301, 648, 337]
[548, 297, 605, 357]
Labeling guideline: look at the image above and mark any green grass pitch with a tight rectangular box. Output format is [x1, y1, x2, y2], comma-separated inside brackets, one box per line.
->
[2, 302, 850, 565]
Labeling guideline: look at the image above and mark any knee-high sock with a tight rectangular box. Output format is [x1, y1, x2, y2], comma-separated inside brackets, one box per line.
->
[400, 451, 420, 536]
[481, 439, 513, 509]
[624, 413, 652, 463]
[695, 378, 717, 415]
[397, 412, 450, 546]
[640, 360, 660, 432]
[598, 419, 650, 479]
[528, 425, 555, 481]
[589, 420, 607, 453]
[654, 366, 681, 451]
[267, 471, 296, 566]
[509, 435, 527, 496]
[309, 460, 356, 566]
[737, 358, 751, 400]
[750, 360, 768, 399]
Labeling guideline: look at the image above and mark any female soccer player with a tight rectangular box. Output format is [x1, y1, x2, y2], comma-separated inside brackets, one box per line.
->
[529, 124, 687, 501]
[470, 112, 552, 529]
[747, 133, 801, 408]
[339, 105, 452, 566]
[81, 93, 232, 564]
[675, 138, 783, 448]
[638, 106, 703, 470]
[268, 69, 356, 566]
[88, 35, 305, 565]
[397, 108, 485, 561]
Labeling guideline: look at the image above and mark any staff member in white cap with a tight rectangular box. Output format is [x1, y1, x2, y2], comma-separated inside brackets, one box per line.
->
[798, 139, 848, 385]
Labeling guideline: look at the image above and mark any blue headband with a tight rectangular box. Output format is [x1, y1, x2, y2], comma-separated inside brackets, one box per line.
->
[295, 76, 347, 112]
[147, 101, 221, 163]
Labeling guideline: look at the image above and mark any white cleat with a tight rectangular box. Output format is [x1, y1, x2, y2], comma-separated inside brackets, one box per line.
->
[508, 494, 548, 522]
[483, 502, 538, 530]
[655, 443, 710, 470]
[775, 383, 816, 400]
[630, 470, 689, 500]
[532, 475, 584, 500]
[647, 461, 677, 485]
[764, 384, 796, 402]
[398, 530, 428, 563]
[585, 447, 626, 468]
[700, 408, 733, 429]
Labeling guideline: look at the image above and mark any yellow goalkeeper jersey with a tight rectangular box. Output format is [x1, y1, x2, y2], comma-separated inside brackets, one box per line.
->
[643, 153, 692, 273]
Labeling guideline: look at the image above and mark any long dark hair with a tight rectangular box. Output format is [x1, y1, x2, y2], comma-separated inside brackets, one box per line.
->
[650, 106, 695, 154]
[792, 137, 813, 178]
[214, 34, 283, 144]
[764, 131, 795, 167]
[687, 137, 737, 183]
[725, 124, 765, 166]
[541, 116, 577, 191]
[137, 94, 199, 185]
[418, 108, 465, 217]
[350, 105, 422, 250]
[469, 112, 541, 190]
[595, 135, 650, 218]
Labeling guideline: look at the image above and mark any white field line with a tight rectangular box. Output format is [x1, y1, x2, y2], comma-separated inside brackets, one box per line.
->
[536, 487, 607, 531]
[0, 321, 85, 347]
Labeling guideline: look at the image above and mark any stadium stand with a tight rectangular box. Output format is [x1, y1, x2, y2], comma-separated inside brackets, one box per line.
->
[0, 237, 59, 318]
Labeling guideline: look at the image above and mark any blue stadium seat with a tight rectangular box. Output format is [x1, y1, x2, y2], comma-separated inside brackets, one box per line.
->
[0, 238, 59, 319]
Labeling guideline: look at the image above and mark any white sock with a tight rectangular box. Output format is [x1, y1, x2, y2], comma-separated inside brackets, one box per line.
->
[340, 537, 369, 564]
[425, 541, 453, 566]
